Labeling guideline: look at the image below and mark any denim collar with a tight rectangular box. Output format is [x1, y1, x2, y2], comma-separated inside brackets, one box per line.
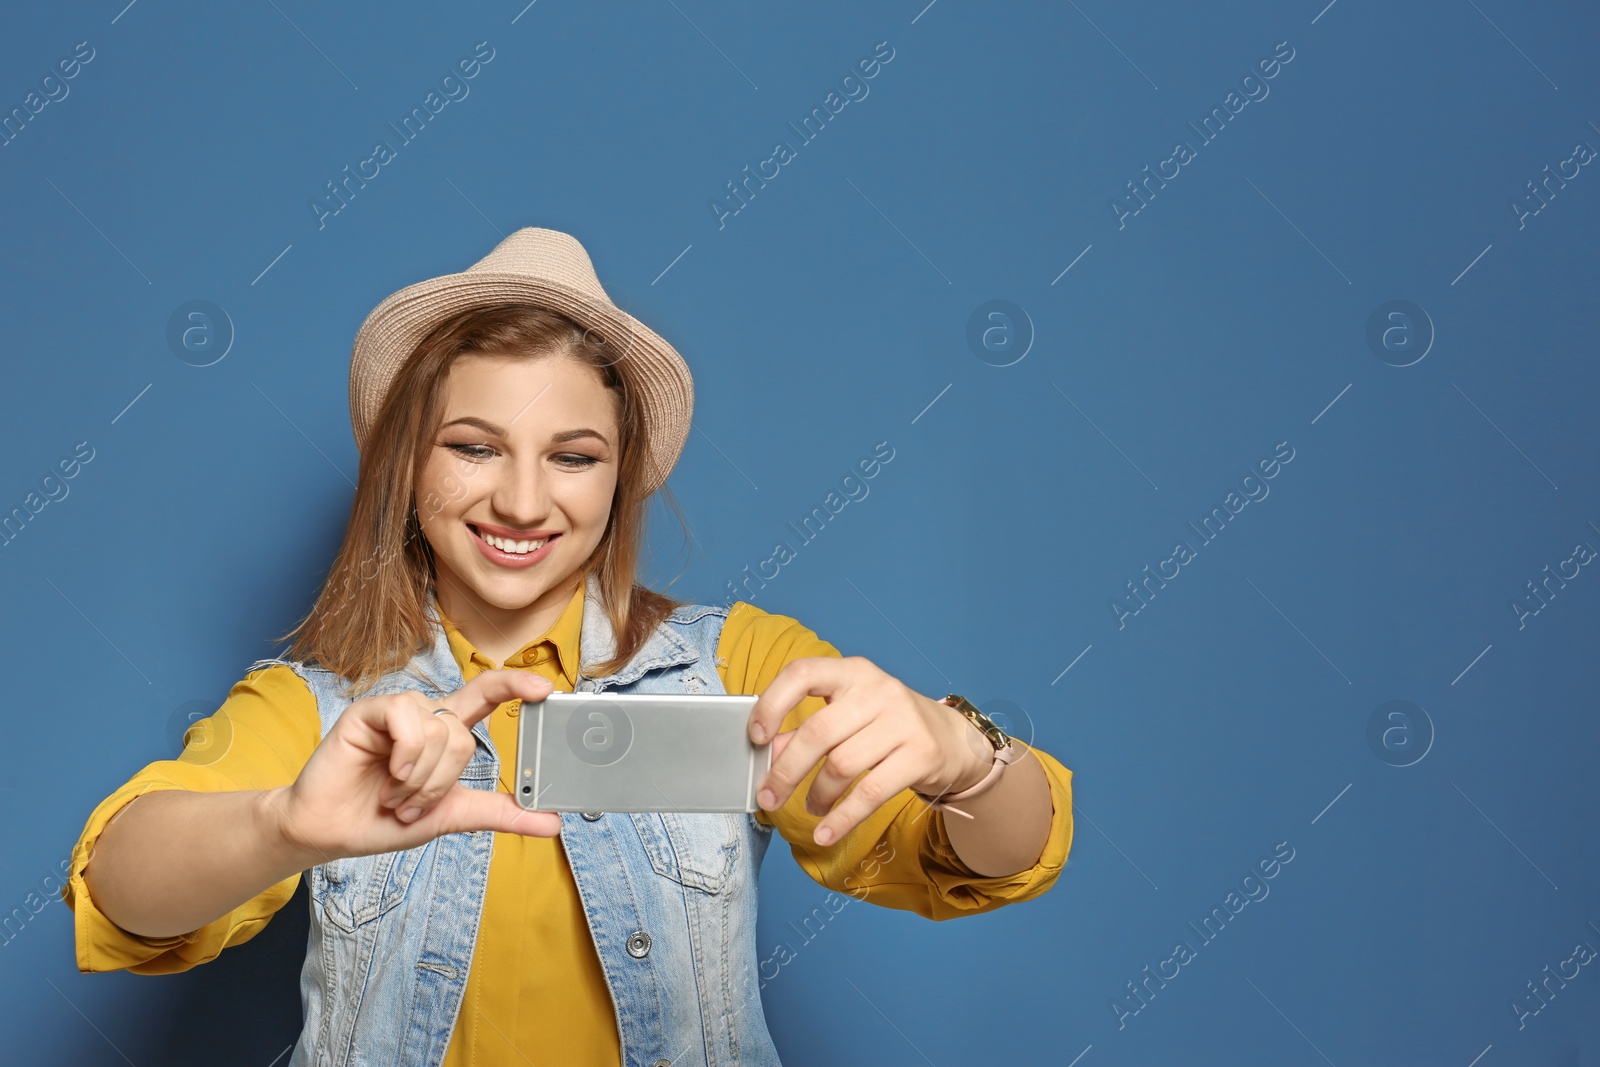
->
[574, 572, 701, 692]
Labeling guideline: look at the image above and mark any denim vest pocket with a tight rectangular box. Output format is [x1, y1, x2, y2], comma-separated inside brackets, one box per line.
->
[312, 758, 491, 932]
[630, 812, 741, 894]
[460, 752, 497, 785]
[313, 844, 429, 932]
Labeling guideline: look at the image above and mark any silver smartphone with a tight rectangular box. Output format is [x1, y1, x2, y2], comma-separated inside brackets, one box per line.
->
[513, 692, 772, 813]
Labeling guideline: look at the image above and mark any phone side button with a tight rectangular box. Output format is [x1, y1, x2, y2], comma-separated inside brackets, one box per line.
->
[581, 811, 604, 821]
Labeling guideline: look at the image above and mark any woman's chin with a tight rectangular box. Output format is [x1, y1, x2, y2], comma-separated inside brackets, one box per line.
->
[448, 560, 574, 610]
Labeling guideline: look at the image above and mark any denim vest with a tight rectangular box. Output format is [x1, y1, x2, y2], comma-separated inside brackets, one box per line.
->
[252, 574, 782, 1067]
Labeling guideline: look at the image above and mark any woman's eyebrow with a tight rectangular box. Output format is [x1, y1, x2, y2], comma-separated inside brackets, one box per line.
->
[550, 428, 610, 446]
[441, 416, 609, 447]
[441, 416, 507, 435]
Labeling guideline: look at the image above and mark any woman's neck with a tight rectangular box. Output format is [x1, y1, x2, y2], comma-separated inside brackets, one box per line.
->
[432, 568, 580, 668]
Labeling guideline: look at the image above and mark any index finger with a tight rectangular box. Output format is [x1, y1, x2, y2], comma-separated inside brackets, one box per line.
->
[748, 656, 854, 743]
[438, 669, 555, 728]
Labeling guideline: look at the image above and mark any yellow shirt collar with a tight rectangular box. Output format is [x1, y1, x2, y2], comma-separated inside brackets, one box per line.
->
[432, 581, 586, 689]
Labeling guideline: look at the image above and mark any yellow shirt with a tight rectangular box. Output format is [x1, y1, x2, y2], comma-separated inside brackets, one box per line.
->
[64, 587, 1075, 1064]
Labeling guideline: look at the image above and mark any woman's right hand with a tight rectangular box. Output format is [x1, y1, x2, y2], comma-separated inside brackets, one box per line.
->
[265, 669, 563, 865]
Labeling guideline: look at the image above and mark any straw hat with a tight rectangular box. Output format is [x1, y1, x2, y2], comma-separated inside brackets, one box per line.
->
[348, 227, 693, 495]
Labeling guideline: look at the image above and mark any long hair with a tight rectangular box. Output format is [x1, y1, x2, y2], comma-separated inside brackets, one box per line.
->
[274, 303, 691, 695]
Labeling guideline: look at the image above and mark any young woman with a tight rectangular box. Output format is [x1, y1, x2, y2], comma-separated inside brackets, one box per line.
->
[65, 228, 1075, 1067]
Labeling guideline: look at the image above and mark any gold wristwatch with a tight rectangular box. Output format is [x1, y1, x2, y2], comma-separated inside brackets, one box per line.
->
[912, 695, 1018, 819]
[939, 694, 1010, 752]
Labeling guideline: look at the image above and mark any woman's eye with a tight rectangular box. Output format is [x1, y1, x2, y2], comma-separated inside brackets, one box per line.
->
[448, 443, 495, 460]
[557, 454, 600, 469]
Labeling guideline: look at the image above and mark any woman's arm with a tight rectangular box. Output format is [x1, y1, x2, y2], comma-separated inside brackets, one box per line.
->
[65, 665, 323, 971]
[82, 784, 320, 939]
[752, 659, 1062, 876]
[933, 737, 1055, 877]
[717, 602, 1075, 919]
[757, 739, 1076, 919]
[70, 664, 558, 969]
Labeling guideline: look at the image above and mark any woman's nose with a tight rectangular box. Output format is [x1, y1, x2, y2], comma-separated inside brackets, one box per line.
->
[490, 454, 551, 526]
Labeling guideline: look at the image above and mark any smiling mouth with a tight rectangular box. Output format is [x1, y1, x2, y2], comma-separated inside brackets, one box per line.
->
[468, 524, 560, 556]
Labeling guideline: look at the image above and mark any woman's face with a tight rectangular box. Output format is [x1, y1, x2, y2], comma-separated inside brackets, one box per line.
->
[415, 350, 620, 620]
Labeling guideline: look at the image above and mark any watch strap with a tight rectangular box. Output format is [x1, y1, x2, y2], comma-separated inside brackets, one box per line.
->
[918, 742, 1018, 819]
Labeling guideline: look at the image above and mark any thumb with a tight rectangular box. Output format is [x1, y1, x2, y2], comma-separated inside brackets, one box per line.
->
[436, 784, 564, 838]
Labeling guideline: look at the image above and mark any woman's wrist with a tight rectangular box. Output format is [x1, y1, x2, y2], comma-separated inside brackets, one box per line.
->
[255, 786, 328, 874]
[955, 728, 1005, 792]
[914, 706, 1002, 802]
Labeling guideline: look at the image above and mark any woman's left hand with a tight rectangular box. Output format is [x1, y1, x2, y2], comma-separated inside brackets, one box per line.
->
[748, 656, 996, 846]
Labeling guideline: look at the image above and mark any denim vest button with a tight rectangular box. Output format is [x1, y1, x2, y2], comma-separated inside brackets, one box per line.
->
[581, 810, 603, 821]
[652, 1060, 673, 1066]
[626, 930, 651, 958]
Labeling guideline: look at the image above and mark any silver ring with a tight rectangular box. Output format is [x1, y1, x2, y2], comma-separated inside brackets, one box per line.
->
[433, 708, 457, 718]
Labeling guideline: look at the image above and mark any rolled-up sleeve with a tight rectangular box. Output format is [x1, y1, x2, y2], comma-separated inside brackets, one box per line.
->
[718, 601, 1074, 920]
[63, 665, 321, 974]
[907, 745, 1072, 917]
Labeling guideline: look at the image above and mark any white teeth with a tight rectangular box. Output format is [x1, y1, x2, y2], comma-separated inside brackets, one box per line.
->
[481, 531, 548, 555]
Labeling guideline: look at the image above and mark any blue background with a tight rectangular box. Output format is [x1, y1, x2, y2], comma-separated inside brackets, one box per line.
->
[3, 0, 1597, 1064]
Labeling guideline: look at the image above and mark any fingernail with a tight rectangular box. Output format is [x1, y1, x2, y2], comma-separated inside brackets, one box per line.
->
[815, 825, 834, 845]
[750, 723, 766, 743]
[397, 763, 414, 779]
[397, 806, 421, 821]
[758, 788, 777, 810]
